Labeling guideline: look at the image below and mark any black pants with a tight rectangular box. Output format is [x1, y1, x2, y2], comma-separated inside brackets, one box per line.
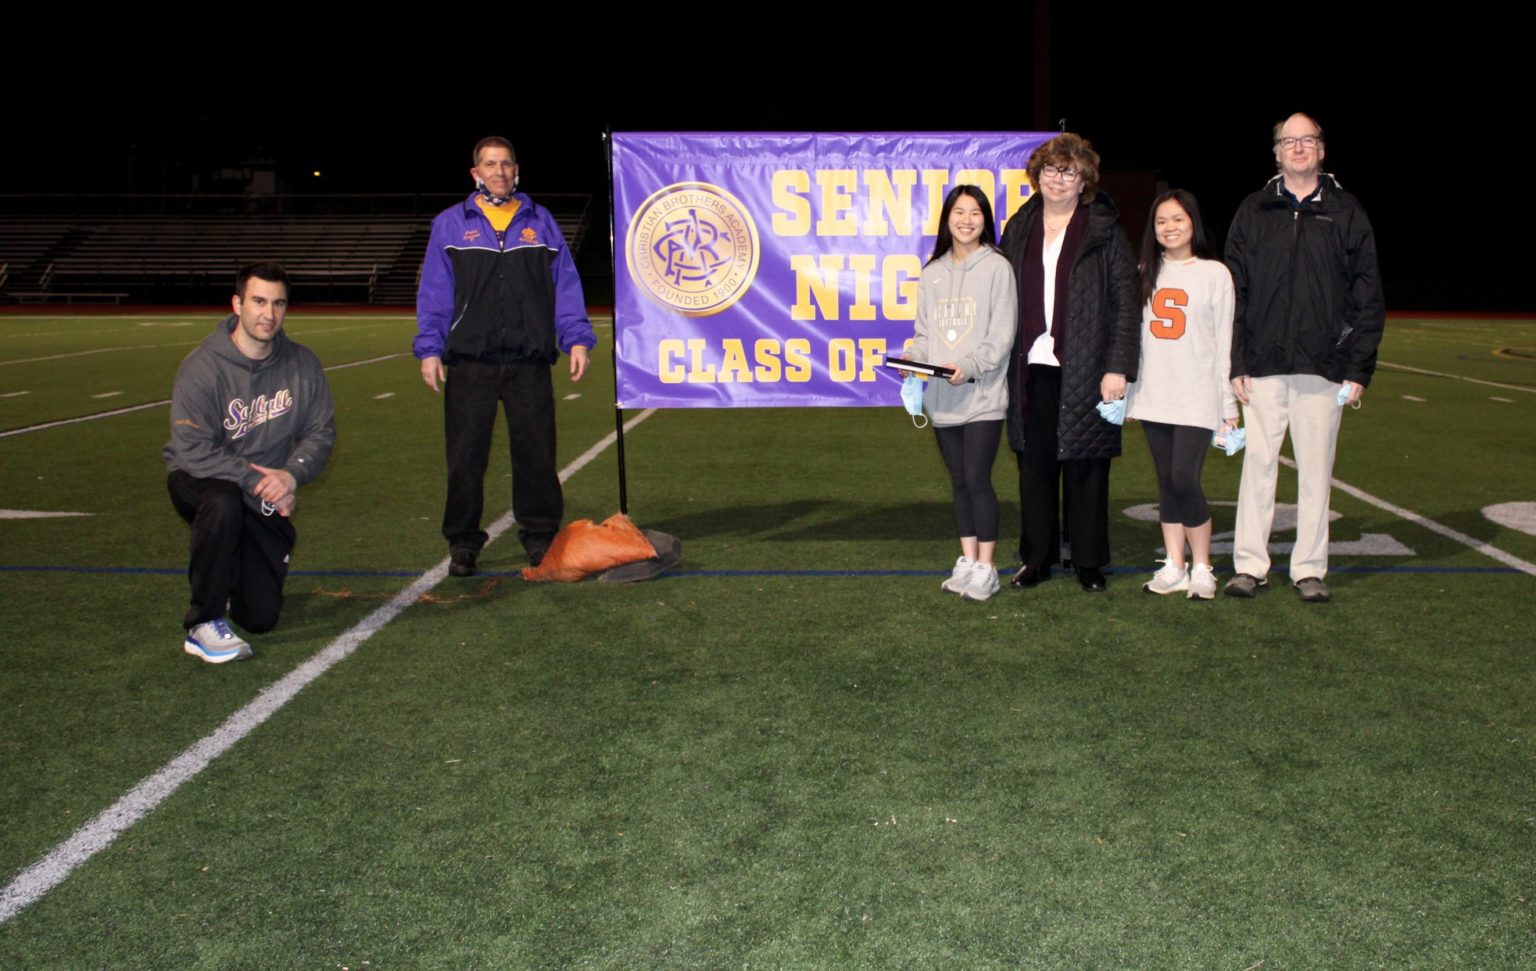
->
[1141, 420, 1211, 527]
[443, 359, 561, 557]
[167, 470, 295, 633]
[1016, 365, 1111, 572]
[934, 420, 1003, 542]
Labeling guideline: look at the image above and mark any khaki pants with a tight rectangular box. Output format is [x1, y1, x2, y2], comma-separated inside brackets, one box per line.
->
[1233, 374, 1343, 581]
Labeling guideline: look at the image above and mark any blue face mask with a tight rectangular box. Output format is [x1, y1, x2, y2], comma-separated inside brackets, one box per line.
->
[1336, 383, 1361, 409]
[901, 375, 928, 428]
[1095, 398, 1126, 425]
[1212, 426, 1246, 457]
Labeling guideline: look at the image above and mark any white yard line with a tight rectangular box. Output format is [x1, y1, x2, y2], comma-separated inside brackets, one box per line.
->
[1278, 455, 1536, 575]
[0, 408, 658, 924]
[0, 399, 173, 438]
[0, 354, 407, 439]
[1377, 360, 1534, 393]
[0, 346, 142, 366]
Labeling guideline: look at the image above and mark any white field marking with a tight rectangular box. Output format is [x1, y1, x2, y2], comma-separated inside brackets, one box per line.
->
[0, 406, 659, 925]
[0, 400, 171, 438]
[281, 325, 394, 338]
[2, 317, 412, 340]
[90, 391, 123, 399]
[0, 354, 408, 439]
[1480, 500, 1536, 537]
[1387, 330, 1515, 348]
[1401, 395, 1426, 402]
[1485, 502, 1536, 537]
[1, 390, 31, 398]
[373, 392, 396, 400]
[1377, 360, 1534, 393]
[1121, 501, 1414, 556]
[0, 509, 94, 519]
[1491, 397, 1515, 403]
[563, 393, 581, 400]
[0, 347, 141, 367]
[322, 353, 407, 371]
[1277, 455, 1536, 576]
[137, 322, 194, 328]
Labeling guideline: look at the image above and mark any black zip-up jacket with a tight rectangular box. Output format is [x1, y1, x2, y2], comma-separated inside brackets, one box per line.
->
[1225, 174, 1385, 386]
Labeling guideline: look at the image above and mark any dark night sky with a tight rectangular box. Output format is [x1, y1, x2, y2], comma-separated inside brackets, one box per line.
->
[3, 19, 1520, 311]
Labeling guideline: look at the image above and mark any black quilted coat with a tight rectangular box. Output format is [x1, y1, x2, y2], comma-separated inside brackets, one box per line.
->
[1000, 192, 1140, 460]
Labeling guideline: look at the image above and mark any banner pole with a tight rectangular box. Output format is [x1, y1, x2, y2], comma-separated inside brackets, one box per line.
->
[603, 126, 629, 515]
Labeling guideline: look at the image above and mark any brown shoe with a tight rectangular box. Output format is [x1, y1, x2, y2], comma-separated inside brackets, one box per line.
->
[1293, 577, 1331, 603]
[1223, 573, 1268, 598]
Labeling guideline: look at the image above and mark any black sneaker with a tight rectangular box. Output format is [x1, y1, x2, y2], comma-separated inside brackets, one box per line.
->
[449, 549, 477, 577]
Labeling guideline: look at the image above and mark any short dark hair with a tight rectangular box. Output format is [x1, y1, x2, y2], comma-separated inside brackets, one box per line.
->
[1138, 189, 1214, 304]
[473, 136, 517, 166]
[1026, 132, 1102, 203]
[929, 185, 999, 265]
[235, 262, 290, 300]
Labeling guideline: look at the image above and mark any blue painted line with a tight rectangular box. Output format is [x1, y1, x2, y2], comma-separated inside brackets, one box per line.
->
[662, 564, 1527, 578]
[1, 565, 422, 578]
[0, 563, 1526, 580]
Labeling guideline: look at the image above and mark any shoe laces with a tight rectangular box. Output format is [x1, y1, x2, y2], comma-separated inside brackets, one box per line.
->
[1154, 558, 1186, 580]
[209, 618, 236, 639]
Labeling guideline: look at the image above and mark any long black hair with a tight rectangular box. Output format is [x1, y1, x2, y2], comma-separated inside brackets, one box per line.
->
[929, 184, 999, 265]
[1138, 189, 1214, 304]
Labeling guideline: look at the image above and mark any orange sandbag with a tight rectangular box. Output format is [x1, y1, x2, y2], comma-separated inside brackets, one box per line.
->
[521, 513, 658, 583]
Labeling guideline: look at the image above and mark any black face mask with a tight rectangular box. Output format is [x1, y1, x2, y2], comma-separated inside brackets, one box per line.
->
[475, 178, 517, 206]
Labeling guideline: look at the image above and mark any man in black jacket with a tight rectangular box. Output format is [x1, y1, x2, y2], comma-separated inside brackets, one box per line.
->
[1223, 113, 1385, 603]
[413, 137, 596, 576]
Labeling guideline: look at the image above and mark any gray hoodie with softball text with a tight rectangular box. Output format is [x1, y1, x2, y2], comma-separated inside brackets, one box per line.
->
[163, 316, 335, 511]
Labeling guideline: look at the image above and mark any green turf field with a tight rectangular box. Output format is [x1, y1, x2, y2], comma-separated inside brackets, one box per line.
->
[1, 312, 1532, 967]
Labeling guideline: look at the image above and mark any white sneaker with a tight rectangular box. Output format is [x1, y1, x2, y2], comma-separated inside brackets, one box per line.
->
[960, 561, 1000, 602]
[184, 618, 252, 664]
[1187, 563, 1217, 600]
[1143, 560, 1190, 595]
[940, 555, 974, 594]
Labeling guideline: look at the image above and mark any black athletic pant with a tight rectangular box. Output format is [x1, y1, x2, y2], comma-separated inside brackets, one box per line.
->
[934, 420, 1003, 542]
[1140, 420, 1211, 527]
[167, 471, 295, 633]
[1016, 364, 1112, 572]
[442, 359, 562, 557]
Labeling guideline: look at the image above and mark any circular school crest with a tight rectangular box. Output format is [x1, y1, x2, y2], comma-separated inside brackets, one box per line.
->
[626, 182, 760, 317]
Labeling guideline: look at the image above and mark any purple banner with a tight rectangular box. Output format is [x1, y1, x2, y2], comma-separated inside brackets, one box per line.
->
[612, 132, 1053, 409]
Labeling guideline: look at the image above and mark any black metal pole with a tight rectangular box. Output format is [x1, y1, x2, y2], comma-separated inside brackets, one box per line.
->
[603, 126, 629, 515]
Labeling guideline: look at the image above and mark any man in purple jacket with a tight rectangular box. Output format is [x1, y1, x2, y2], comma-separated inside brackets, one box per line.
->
[414, 137, 597, 576]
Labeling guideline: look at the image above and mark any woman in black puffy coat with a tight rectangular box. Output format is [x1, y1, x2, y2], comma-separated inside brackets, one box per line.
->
[999, 132, 1140, 592]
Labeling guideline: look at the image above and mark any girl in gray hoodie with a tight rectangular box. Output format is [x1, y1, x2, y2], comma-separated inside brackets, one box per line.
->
[898, 185, 1017, 602]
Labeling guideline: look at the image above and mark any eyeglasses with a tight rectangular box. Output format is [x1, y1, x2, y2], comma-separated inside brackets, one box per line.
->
[1276, 135, 1322, 150]
[1040, 164, 1080, 184]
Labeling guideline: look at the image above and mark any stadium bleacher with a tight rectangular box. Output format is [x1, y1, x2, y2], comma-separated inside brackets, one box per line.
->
[0, 194, 591, 305]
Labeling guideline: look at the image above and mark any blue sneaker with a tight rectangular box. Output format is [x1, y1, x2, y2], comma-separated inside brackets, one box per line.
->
[184, 618, 252, 664]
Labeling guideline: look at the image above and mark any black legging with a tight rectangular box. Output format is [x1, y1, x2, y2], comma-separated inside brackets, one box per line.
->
[1140, 420, 1211, 527]
[934, 420, 1003, 542]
